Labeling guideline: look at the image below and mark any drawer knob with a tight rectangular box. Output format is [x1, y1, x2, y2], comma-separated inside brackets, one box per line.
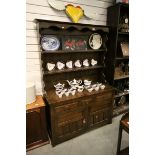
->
[83, 119, 86, 124]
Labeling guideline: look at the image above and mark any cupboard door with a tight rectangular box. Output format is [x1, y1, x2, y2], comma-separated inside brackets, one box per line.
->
[26, 107, 49, 150]
[26, 108, 42, 145]
[54, 100, 87, 140]
[89, 108, 111, 127]
[88, 94, 112, 128]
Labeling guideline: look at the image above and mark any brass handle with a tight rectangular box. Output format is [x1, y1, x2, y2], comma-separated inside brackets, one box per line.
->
[83, 119, 86, 124]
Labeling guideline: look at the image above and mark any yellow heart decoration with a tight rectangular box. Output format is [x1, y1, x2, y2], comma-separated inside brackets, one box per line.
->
[65, 5, 84, 23]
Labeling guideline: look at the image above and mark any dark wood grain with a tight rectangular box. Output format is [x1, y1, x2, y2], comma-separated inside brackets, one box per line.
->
[44, 86, 114, 146]
[116, 112, 129, 155]
[26, 96, 49, 151]
[37, 20, 114, 146]
[107, 3, 129, 117]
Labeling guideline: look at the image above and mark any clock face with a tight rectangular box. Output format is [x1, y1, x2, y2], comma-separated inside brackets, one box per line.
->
[41, 35, 60, 51]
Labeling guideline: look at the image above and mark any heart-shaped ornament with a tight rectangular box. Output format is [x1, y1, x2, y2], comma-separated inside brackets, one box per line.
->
[65, 5, 84, 23]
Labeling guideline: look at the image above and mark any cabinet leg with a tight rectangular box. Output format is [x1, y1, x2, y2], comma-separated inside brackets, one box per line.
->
[116, 124, 122, 155]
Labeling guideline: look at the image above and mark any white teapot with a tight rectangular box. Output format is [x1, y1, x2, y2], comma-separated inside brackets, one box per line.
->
[67, 79, 82, 86]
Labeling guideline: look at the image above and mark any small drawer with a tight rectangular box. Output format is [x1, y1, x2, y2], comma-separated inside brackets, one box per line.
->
[98, 92, 113, 100]
[55, 101, 83, 113]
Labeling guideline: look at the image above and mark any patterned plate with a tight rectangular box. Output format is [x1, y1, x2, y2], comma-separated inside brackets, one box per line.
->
[41, 35, 60, 51]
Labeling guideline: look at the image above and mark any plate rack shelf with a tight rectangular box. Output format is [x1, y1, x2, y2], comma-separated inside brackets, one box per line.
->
[107, 3, 129, 117]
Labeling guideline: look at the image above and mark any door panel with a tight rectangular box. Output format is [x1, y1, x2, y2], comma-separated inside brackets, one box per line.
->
[88, 94, 112, 127]
[89, 108, 110, 127]
[26, 109, 42, 144]
[54, 100, 87, 139]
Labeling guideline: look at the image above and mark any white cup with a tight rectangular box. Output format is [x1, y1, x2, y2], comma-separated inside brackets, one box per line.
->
[95, 86, 99, 91]
[100, 85, 105, 90]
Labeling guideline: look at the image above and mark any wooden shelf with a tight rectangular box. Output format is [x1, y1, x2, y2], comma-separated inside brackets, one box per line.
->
[44, 65, 103, 75]
[113, 104, 129, 117]
[114, 91, 129, 98]
[42, 49, 106, 54]
[115, 57, 129, 60]
[114, 75, 129, 80]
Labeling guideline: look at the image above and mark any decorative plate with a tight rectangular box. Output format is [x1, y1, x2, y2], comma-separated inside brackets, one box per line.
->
[89, 33, 102, 50]
[41, 35, 60, 51]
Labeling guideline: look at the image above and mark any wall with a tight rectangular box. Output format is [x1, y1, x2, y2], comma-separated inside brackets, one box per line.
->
[26, 0, 114, 94]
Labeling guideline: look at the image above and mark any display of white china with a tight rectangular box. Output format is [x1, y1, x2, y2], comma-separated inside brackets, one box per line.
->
[47, 62, 55, 71]
[74, 60, 82, 68]
[66, 60, 73, 69]
[54, 80, 105, 98]
[57, 61, 65, 70]
[83, 59, 89, 67]
[89, 33, 102, 50]
[91, 59, 98, 66]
